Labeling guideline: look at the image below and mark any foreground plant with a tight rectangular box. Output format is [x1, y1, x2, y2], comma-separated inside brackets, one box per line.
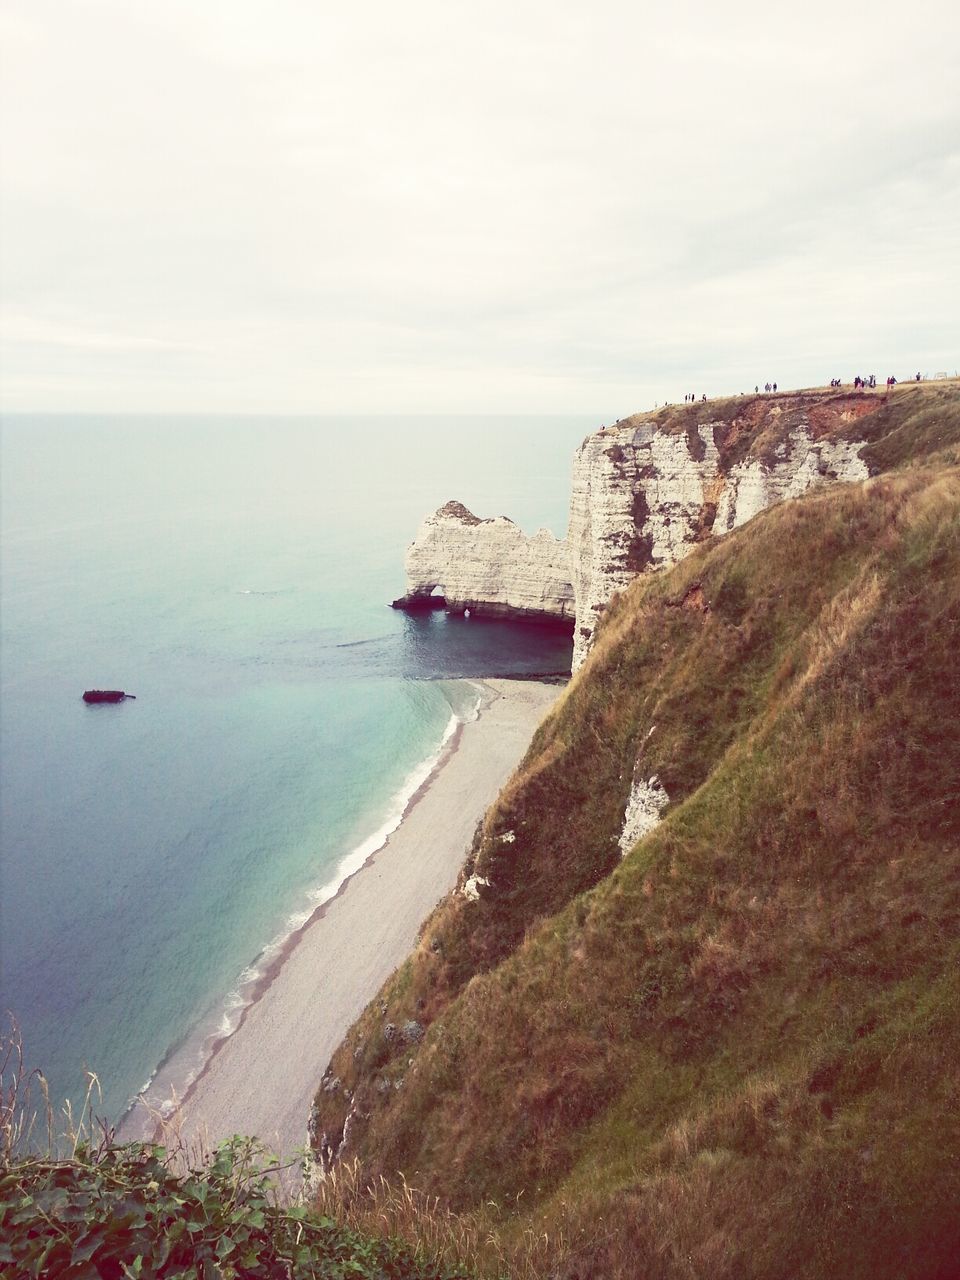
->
[1, 1133, 474, 1279]
[0, 1024, 470, 1280]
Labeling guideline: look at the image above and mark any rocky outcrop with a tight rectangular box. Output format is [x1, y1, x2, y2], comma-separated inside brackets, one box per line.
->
[392, 500, 574, 624]
[619, 772, 670, 856]
[569, 408, 870, 666]
[395, 394, 878, 668]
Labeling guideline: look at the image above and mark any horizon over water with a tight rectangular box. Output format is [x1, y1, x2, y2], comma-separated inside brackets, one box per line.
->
[0, 413, 593, 1129]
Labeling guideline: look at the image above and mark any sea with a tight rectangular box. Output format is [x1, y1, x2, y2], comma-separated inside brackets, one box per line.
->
[0, 413, 592, 1130]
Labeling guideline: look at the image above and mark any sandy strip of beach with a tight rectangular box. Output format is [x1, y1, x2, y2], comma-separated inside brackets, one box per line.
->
[146, 677, 561, 1161]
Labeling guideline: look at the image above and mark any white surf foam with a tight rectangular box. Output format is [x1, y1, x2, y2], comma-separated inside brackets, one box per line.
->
[136, 703, 466, 1127]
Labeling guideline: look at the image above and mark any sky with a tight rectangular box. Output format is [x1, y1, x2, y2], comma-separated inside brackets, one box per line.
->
[1, 0, 958, 415]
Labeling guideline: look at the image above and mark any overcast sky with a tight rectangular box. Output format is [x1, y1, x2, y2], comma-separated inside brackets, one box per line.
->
[1, 0, 958, 415]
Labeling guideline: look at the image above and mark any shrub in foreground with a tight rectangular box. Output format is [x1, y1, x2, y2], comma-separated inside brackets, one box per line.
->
[0, 1135, 470, 1280]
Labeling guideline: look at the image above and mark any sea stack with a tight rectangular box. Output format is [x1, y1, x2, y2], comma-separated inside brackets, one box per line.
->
[394, 391, 878, 671]
[391, 500, 575, 625]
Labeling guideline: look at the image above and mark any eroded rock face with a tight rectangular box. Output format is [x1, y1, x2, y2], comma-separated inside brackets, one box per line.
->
[394, 499, 575, 622]
[568, 416, 869, 667]
[394, 397, 873, 667]
[713, 434, 869, 534]
[568, 425, 722, 668]
[461, 873, 491, 901]
[619, 772, 670, 856]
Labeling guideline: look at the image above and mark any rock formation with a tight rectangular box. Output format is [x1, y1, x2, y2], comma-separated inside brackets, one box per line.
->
[569, 406, 870, 666]
[619, 772, 670, 856]
[391, 500, 575, 624]
[394, 394, 877, 668]
[82, 690, 136, 704]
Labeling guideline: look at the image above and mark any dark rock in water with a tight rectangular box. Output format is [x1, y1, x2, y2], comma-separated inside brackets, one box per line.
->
[82, 690, 136, 704]
[391, 593, 447, 611]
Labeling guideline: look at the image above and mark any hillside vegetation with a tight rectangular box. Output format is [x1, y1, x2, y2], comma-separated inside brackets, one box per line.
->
[0, 1050, 473, 1280]
[312, 383, 960, 1278]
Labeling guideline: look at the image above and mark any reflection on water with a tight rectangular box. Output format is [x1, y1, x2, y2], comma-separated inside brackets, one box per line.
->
[397, 610, 573, 680]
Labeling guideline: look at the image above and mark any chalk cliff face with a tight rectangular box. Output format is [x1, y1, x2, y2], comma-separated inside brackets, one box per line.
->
[569, 409, 870, 666]
[394, 500, 574, 622]
[395, 394, 877, 666]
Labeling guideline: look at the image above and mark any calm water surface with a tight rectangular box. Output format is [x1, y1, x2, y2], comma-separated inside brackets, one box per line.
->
[0, 414, 590, 1124]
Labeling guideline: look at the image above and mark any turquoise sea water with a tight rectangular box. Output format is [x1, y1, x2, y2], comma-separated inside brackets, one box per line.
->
[0, 414, 591, 1125]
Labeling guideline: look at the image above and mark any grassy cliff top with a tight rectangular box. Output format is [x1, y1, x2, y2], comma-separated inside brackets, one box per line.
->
[596, 378, 960, 476]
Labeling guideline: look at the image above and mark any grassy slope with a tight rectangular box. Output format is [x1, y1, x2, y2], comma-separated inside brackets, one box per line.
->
[312, 384, 960, 1278]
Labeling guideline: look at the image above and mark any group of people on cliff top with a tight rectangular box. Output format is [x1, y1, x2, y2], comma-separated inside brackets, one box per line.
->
[850, 374, 917, 390]
[653, 371, 926, 417]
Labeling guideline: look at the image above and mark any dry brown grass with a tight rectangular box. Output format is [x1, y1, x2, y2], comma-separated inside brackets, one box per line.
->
[311, 1157, 578, 1279]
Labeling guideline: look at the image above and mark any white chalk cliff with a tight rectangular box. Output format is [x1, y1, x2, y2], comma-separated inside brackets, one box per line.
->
[393, 500, 575, 622]
[394, 395, 874, 668]
[569, 413, 870, 666]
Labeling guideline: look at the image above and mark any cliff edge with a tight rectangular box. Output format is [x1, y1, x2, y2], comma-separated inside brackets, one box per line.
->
[393, 385, 957, 669]
[568, 390, 875, 665]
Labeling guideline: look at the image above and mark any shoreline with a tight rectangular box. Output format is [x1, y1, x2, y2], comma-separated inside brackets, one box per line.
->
[122, 676, 562, 1158]
[144, 711, 472, 1132]
[121, 690, 473, 1136]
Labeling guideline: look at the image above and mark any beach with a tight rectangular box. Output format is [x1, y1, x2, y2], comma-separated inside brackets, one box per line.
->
[125, 677, 561, 1160]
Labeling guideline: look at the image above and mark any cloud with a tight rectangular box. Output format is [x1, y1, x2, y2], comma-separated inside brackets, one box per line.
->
[0, 314, 200, 353]
[1, 0, 958, 411]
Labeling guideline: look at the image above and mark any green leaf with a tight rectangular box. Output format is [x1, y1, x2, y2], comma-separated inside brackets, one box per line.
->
[215, 1235, 235, 1261]
[70, 1225, 111, 1264]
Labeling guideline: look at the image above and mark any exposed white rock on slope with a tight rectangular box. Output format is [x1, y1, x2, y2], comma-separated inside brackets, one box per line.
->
[619, 772, 669, 856]
[569, 425, 720, 668]
[461, 874, 490, 901]
[400, 500, 574, 620]
[714, 433, 869, 533]
[569, 424, 869, 668]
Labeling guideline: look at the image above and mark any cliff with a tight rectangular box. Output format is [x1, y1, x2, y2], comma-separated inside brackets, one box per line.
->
[394, 390, 908, 667]
[568, 393, 875, 666]
[312, 381, 960, 1280]
[391, 499, 574, 623]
